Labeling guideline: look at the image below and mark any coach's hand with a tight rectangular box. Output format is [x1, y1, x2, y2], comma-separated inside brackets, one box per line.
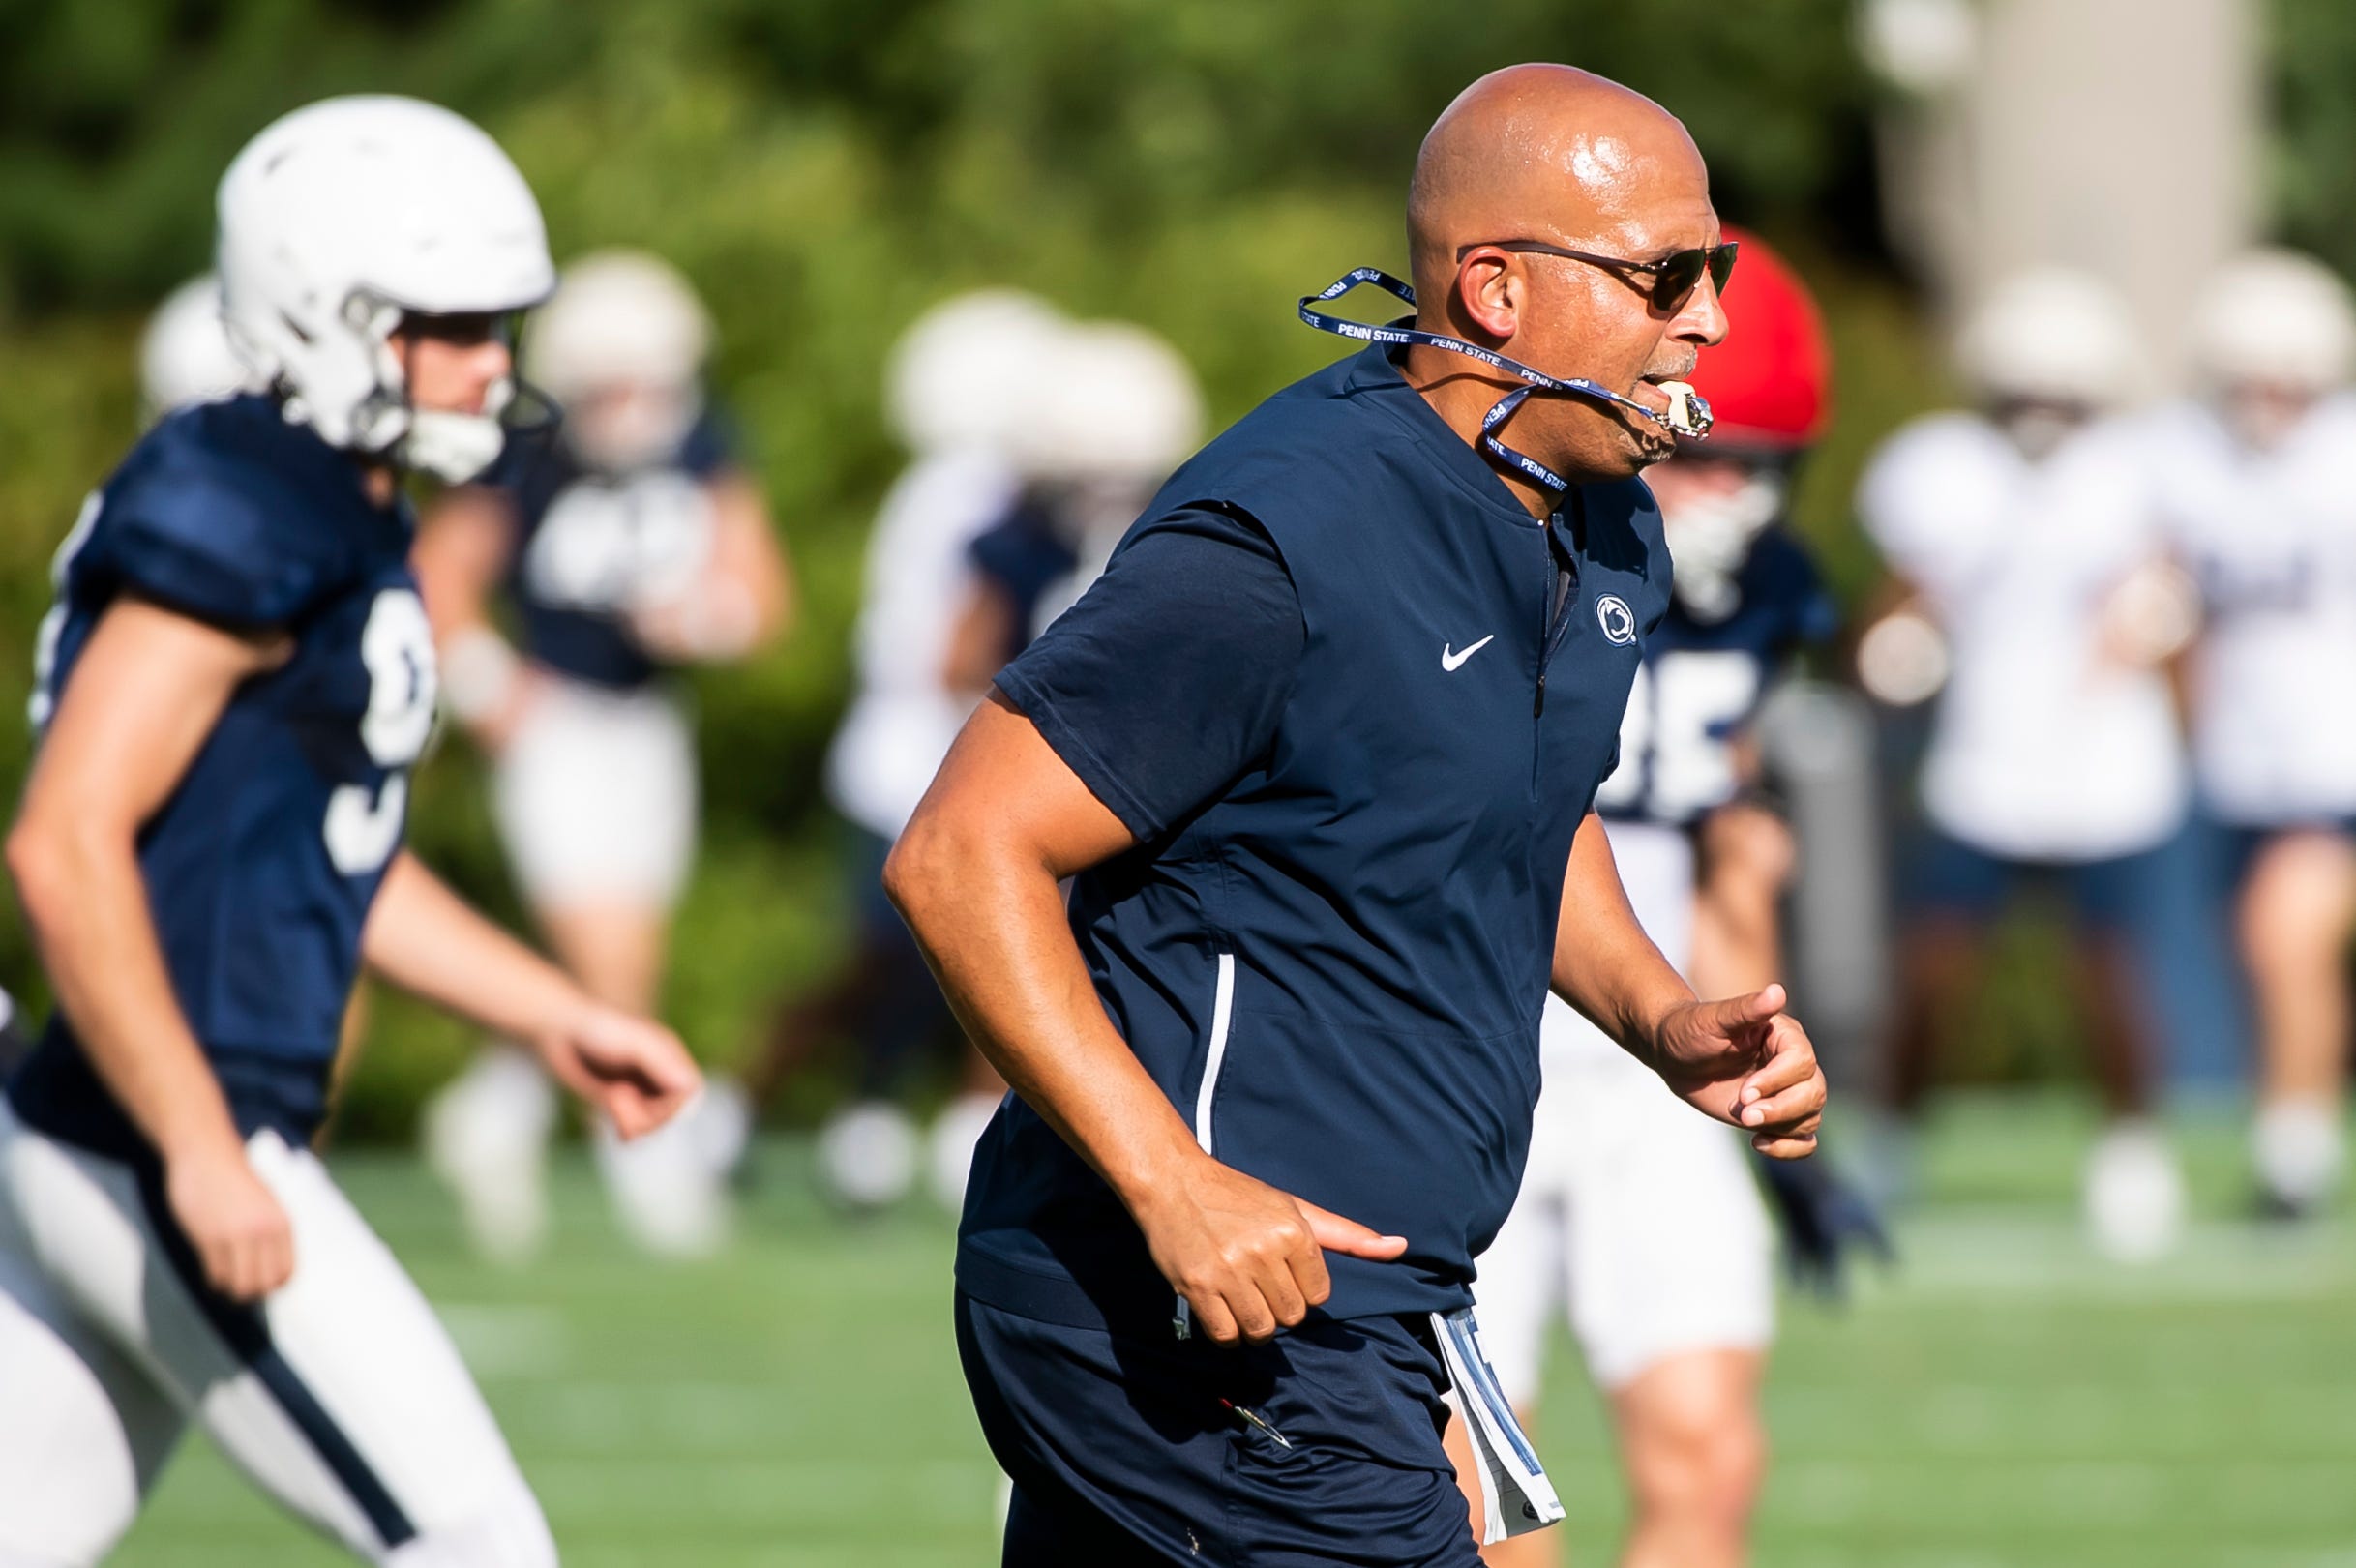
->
[1132, 1153, 1408, 1346]
[1650, 983, 1825, 1159]
[535, 1004, 702, 1140]
[167, 1143, 294, 1302]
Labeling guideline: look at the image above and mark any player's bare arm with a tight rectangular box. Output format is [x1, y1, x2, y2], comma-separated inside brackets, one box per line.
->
[362, 851, 700, 1139]
[1551, 810, 1826, 1157]
[886, 694, 1407, 1346]
[939, 579, 1021, 696]
[711, 468, 797, 643]
[7, 595, 297, 1301]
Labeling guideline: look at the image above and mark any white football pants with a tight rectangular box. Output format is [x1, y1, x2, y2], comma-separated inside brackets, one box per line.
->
[0, 1100, 554, 1567]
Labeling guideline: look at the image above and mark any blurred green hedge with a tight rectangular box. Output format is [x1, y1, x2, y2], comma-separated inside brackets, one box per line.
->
[20, 0, 2287, 1131]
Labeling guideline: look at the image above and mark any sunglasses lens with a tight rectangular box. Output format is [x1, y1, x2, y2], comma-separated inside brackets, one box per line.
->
[1652, 252, 1708, 310]
[1651, 245, 1739, 310]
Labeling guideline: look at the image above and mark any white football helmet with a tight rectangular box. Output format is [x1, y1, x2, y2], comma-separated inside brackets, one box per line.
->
[2188, 249, 2356, 394]
[527, 250, 713, 473]
[216, 95, 555, 483]
[139, 273, 256, 423]
[1017, 320, 1204, 488]
[884, 289, 1066, 458]
[1954, 267, 2142, 410]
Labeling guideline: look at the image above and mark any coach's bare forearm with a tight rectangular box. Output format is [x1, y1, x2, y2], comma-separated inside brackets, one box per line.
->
[1549, 811, 1698, 1067]
[884, 813, 1198, 1207]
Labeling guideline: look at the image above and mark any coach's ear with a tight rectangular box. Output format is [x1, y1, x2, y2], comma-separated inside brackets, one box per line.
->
[1450, 245, 1527, 342]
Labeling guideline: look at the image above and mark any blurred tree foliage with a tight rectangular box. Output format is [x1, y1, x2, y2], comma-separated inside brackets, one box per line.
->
[2271, 0, 2356, 274]
[0, 0, 2068, 1132]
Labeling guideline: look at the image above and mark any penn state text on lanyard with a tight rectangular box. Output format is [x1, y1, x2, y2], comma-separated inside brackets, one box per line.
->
[1297, 267, 1713, 496]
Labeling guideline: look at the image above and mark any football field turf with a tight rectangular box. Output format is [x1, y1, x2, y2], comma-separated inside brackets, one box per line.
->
[117, 1092, 2356, 1566]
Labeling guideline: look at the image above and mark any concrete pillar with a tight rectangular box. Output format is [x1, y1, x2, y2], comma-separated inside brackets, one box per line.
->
[1864, 0, 2261, 391]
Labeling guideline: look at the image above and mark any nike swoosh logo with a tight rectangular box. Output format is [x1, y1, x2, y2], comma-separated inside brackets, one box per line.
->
[1441, 635, 1496, 672]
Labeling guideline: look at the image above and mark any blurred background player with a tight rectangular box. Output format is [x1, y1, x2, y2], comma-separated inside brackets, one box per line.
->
[1454, 232, 1839, 1568]
[975, 318, 1208, 643]
[2145, 250, 2356, 1218]
[756, 306, 1200, 1215]
[942, 318, 1204, 695]
[752, 289, 1067, 1212]
[137, 273, 258, 422]
[1856, 269, 2198, 1260]
[0, 95, 698, 1566]
[414, 250, 793, 1261]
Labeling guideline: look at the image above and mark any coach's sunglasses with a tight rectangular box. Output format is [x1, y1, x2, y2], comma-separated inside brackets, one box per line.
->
[1454, 238, 1739, 312]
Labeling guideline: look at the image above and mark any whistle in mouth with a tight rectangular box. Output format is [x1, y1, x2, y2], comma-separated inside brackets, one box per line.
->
[1657, 380, 1713, 439]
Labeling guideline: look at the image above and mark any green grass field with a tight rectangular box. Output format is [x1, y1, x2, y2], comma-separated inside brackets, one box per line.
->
[115, 1092, 2356, 1567]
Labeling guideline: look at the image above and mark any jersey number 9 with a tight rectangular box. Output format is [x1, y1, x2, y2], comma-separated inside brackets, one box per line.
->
[323, 589, 438, 875]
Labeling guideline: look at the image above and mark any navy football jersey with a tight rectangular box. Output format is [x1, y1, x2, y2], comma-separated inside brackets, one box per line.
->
[8, 394, 437, 1156]
[489, 408, 736, 690]
[1593, 527, 1835, 827]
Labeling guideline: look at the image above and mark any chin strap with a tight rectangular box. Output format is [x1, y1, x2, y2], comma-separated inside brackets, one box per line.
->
[404, 405, 510, 484]
[1297, 267, 1712, 495]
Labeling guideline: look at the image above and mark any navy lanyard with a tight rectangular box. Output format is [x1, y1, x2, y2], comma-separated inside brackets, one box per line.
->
[1297, 267, 1713, 495]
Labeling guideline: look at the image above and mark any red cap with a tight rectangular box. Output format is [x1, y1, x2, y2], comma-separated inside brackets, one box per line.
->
[1690, 227, 1832, 450]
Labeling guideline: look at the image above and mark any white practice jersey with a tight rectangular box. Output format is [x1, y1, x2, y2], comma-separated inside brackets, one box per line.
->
[1859, 412, 2187, 861]
[824, 448, 1021, 841]
[2144, 395, 2356, 825]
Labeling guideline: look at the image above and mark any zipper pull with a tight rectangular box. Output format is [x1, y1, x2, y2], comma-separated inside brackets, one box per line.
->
[1535, 672, 1546, 717]
[1221, 1398, 1294, 1449]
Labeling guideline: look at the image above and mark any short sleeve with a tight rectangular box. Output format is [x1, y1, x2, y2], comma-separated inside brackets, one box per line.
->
[1752, 531, 1840, 648]
[675, 405, 738, 480]
[1794, 575, 1841, 646]
[99, 466, 332, 629]
[994, 505, 1305, 843]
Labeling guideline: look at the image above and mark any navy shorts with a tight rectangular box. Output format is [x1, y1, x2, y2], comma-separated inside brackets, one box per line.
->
[2211, 815, 2356, 891]
[1902, 828, 2168, 936]
[955, 1291, 1481, 1567]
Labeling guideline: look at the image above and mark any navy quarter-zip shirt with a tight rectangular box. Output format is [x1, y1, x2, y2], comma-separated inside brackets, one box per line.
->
[960, 343, 1671, 1335]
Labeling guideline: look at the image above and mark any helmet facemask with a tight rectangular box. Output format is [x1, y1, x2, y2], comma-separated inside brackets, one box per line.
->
[330, 290, 554, 485]
[558, 378, 704, 476]
[1656, 454, 1788, 622]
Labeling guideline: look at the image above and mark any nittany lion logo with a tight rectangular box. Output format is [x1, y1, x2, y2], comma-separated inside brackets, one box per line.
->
[1596, 594, 1638, 646]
